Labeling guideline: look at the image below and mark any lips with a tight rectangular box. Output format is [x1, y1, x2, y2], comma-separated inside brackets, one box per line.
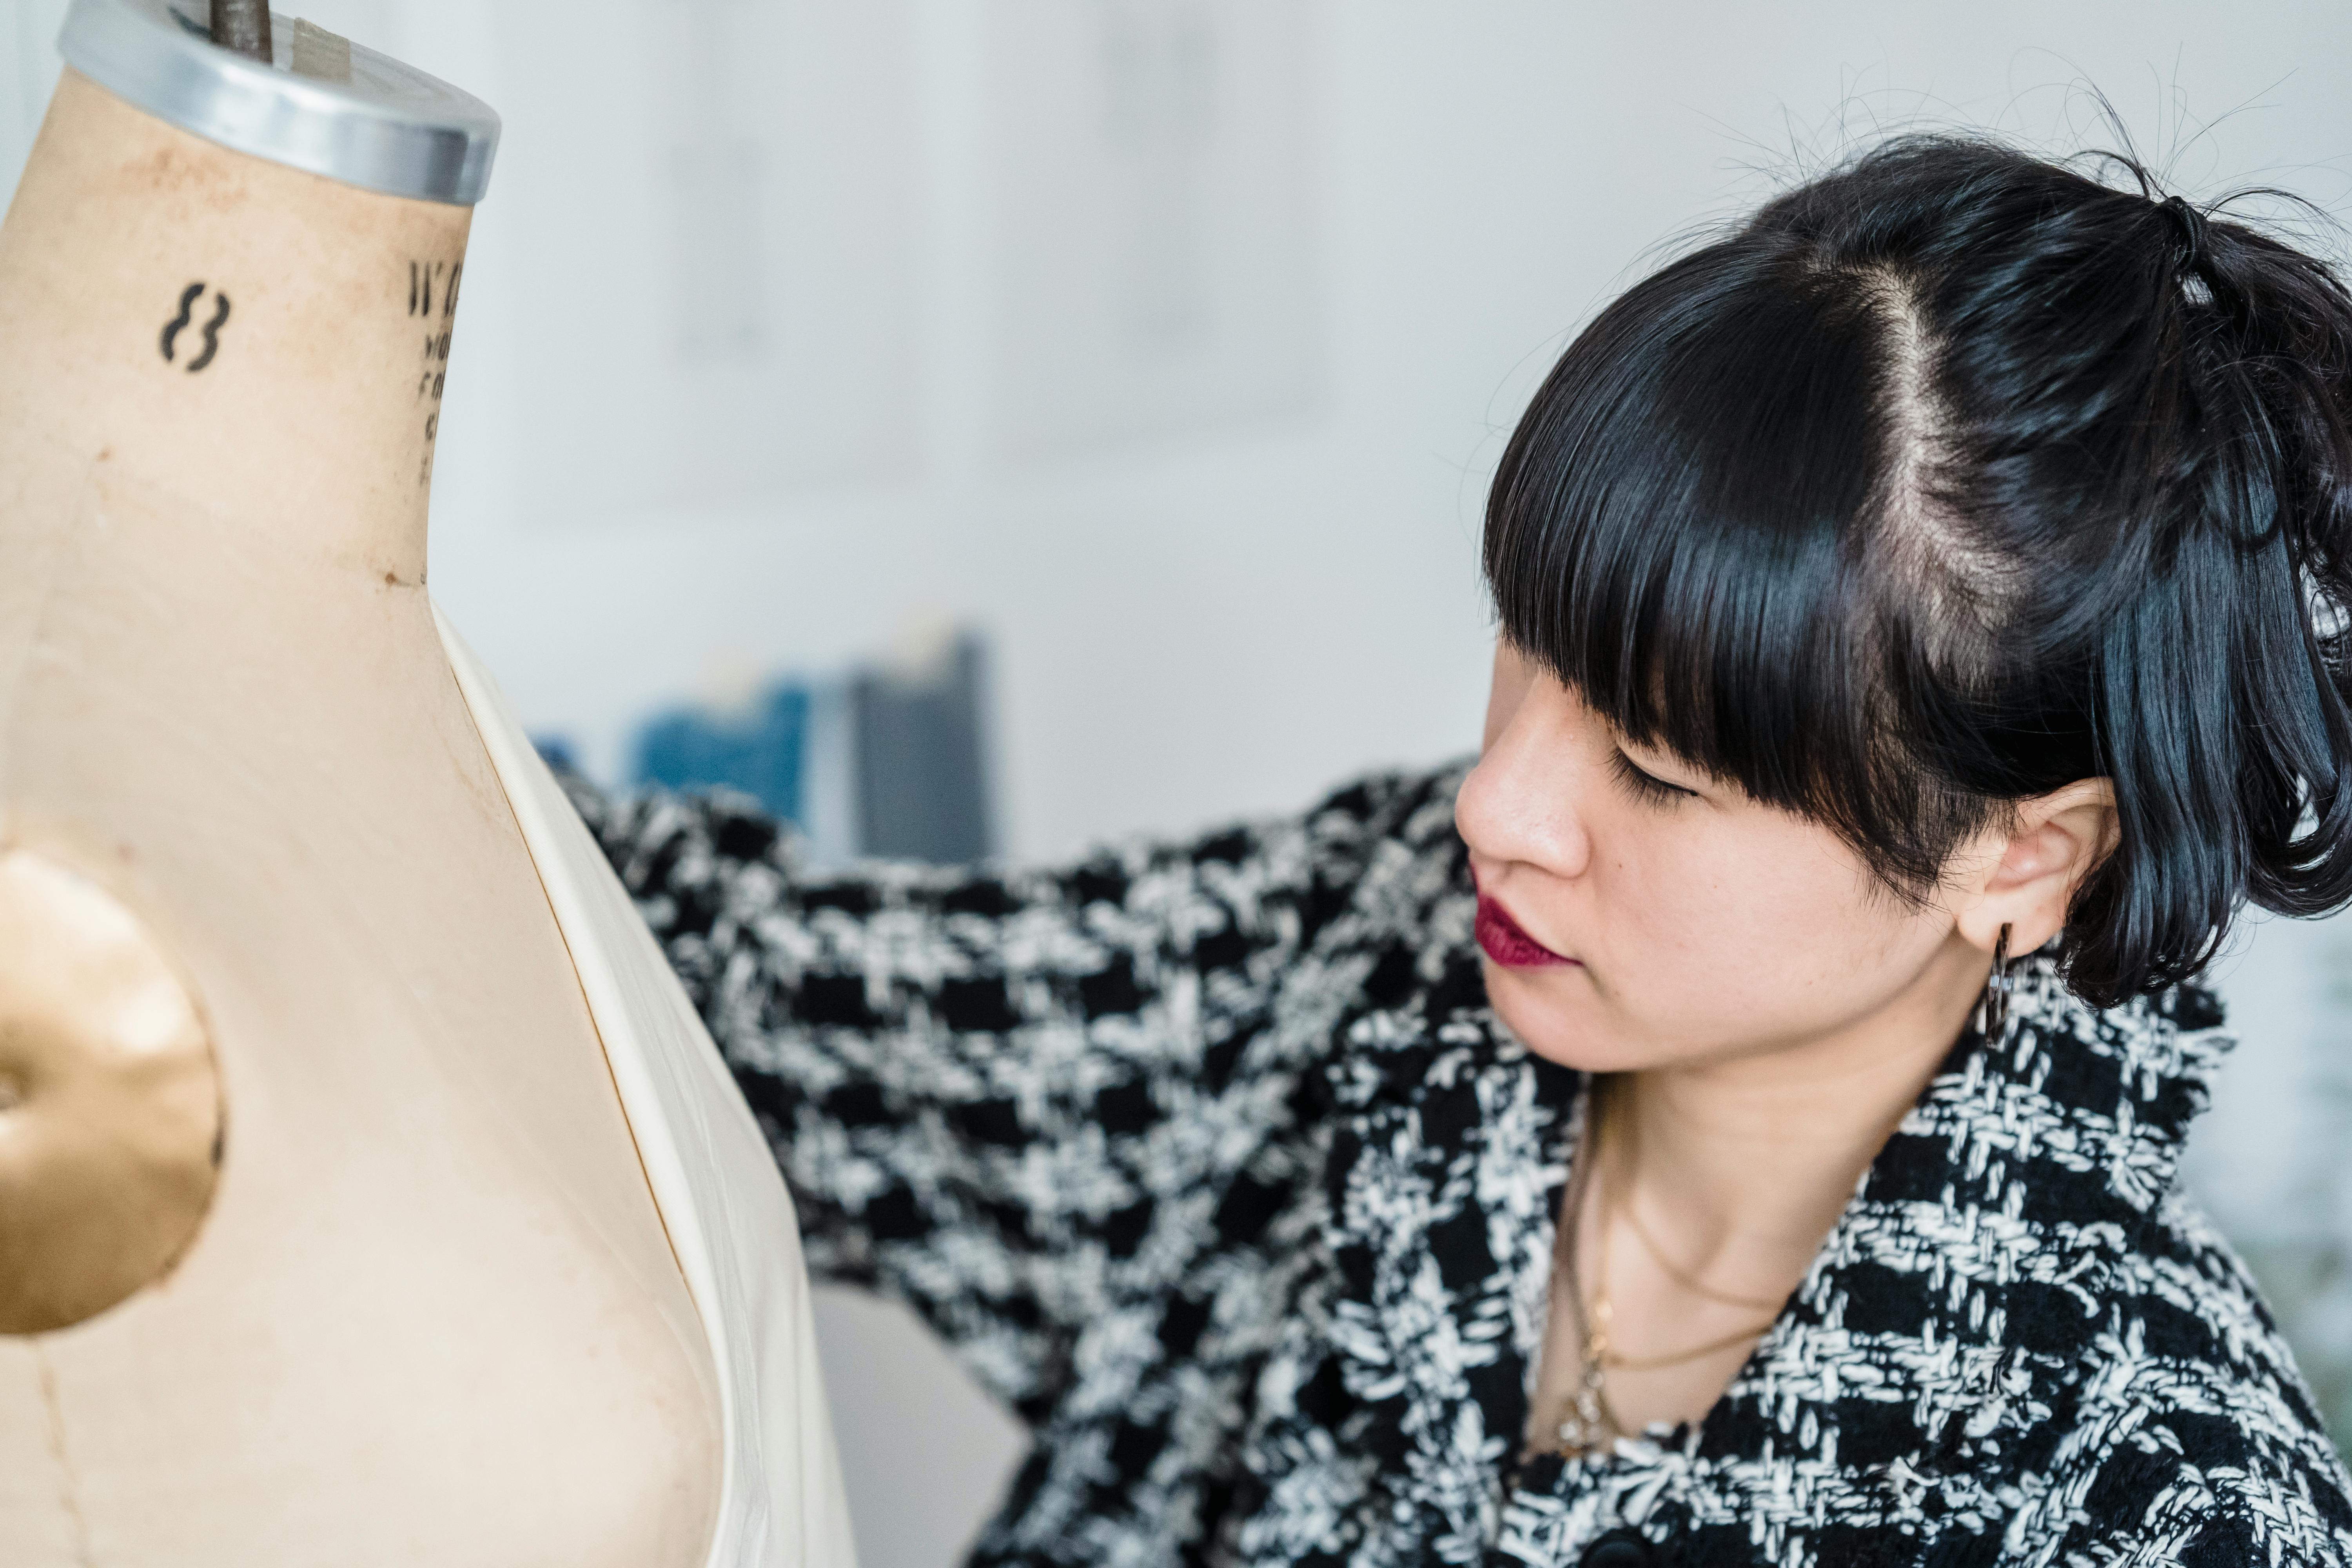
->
[1475, 895, 1575, 968]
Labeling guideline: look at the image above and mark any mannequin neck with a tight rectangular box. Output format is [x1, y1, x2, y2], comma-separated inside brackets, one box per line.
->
[0, 69, 473, 588]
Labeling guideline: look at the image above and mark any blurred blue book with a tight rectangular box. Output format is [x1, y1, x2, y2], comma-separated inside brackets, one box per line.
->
[633, 683, 811, 826]
[622, 628, 995, 866]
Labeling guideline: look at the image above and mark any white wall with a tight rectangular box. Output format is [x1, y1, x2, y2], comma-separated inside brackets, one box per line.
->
[7, 4, 2350, 1563]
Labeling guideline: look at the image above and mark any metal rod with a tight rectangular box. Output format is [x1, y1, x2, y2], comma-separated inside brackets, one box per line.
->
[209, 0, 272, 63]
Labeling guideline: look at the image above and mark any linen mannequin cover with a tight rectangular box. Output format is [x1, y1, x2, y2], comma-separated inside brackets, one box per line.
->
[0, 2, 853, 1562]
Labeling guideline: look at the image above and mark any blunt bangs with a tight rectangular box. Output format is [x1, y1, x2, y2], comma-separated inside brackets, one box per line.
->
[1485, 241, 1972, 893]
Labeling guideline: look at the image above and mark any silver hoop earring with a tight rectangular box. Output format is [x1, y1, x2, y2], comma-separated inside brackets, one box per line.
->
[1979, 923, 2013, 1044]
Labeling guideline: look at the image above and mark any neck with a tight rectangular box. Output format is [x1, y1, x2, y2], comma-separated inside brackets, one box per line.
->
[0, 70, 471, 588]
[1610, 932, 1991, 1282]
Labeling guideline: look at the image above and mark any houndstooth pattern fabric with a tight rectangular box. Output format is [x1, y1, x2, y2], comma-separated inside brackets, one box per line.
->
[571, 762, 2352, 1568]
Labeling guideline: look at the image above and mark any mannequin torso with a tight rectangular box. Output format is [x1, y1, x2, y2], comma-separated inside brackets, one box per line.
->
[0, 68, 723, 1566]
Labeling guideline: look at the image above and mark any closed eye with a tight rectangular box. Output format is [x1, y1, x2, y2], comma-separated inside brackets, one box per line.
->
[1608, 747, 1699, 806]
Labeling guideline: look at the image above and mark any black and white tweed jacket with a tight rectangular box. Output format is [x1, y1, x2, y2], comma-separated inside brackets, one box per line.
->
[575, 762, 2352, 1567]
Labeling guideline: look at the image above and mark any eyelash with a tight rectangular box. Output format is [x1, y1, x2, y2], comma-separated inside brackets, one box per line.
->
[1608, 748, 1697, 806]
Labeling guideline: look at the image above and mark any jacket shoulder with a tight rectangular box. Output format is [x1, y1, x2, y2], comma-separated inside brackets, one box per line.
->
[2042, 1193, 2352, 1564]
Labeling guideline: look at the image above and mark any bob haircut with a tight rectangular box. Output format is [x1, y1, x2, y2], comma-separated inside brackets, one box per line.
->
[1485, 135, 2352, 1006]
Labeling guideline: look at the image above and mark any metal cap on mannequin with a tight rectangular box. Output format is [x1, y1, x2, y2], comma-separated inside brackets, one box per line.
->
[60, 0, 497, 203]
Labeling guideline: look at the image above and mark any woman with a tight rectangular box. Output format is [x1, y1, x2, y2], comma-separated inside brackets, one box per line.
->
[577, 136, 2352, 1565]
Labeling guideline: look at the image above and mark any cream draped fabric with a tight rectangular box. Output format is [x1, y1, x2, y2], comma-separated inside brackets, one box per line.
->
[437, 606, 856, 1568]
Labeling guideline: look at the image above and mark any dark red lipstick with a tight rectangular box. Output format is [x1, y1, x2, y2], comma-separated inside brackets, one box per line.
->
[1475, 895, 1575, 968]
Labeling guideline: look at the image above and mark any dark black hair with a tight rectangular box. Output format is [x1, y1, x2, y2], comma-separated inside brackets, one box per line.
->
[1485, 134, 2352, 1006]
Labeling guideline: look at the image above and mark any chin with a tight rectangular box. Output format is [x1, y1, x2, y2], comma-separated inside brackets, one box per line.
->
[1480, 957, 1654, 1074]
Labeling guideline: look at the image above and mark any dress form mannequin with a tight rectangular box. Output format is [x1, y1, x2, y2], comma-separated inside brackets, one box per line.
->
[0, 8, 760, 1564]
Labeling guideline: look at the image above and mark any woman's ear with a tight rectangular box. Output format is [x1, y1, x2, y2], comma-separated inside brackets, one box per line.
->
[1954, 779, 2119, 955]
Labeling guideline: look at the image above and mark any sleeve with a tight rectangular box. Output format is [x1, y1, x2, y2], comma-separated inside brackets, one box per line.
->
[564, 773, 1404, 1424]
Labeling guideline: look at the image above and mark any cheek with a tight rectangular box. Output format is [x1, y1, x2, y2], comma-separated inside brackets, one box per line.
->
[1503, 810, 1941, 1067]
[1622, 828, 1842, 986]
[1593, 815, 1769, 981]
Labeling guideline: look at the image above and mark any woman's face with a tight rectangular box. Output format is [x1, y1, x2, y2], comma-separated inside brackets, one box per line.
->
[1455, 641, 1981, 1074]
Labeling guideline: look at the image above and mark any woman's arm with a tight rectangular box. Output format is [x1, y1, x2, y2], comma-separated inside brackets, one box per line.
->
[566, 774, 1399, 1425]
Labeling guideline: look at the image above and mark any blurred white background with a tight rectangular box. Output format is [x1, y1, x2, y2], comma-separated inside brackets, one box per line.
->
[6, 3, 2349, 1562]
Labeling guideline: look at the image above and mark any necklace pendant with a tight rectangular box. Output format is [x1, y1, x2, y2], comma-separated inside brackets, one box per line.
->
[1555, 1414, 1603, 1454]
[1555, 1385, 1612, 1457]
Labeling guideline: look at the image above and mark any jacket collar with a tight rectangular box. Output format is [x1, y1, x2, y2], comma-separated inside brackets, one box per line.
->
[1299, 837, 2235, 1565]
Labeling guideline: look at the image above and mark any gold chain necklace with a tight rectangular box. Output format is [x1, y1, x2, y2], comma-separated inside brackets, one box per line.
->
[1550, 1091, 1781, 1457]
[1619, 1191, 1783, 1313]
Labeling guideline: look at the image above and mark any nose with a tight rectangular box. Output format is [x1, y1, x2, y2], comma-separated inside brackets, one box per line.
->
[1455, 673, 1595, 883]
